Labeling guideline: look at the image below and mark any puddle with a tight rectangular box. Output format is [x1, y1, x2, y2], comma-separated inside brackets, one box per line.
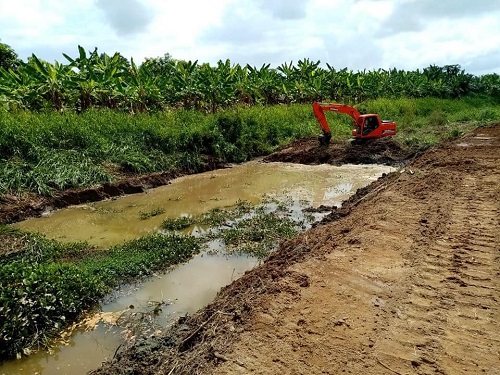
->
[3, 161, 394, 374]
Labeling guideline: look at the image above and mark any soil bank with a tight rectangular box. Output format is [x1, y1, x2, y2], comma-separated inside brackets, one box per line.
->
[92, 124, 499, 375]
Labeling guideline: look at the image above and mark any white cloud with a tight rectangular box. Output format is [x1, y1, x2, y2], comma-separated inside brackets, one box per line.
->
[95, 0, 154, 36]
[0, 0, 498, 74]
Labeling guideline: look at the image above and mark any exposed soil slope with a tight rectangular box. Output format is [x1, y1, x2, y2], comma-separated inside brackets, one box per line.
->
[264, 136, 413, 165]
[92, 125, 499, 375]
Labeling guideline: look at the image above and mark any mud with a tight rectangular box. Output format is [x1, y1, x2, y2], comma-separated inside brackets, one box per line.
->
[264, 136, 414, 165]
[91, 124, 500, 375]
[0, 139, 411, 225]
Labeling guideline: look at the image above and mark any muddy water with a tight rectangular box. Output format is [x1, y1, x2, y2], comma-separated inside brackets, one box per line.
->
[4, 161, 393, 375]
[1, 252, 256, 375]
[14, 161, 392, 247]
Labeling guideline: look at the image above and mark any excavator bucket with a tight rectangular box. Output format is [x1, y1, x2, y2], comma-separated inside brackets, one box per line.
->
[318, 131, 332, 146]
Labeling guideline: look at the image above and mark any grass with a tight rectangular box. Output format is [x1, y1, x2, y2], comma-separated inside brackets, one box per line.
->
[362, 97, 500, 149]
[0, 225, 200, 360]
[1, 97, 499, 198]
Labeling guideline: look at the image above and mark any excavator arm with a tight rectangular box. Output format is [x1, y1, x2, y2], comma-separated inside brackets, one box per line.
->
[312, 102, 361, 133]
[312, 102, 362, 145]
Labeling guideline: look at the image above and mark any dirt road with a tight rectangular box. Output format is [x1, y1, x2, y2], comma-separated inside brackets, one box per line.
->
[93, 125, 499, 375]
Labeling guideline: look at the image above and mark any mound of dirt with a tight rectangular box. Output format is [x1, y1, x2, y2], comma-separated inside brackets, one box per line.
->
[264, 137, 413, 165]
[91, 124, 500, 375]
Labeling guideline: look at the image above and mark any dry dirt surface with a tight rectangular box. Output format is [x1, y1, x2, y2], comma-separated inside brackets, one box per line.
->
[93, 125, 499, 375]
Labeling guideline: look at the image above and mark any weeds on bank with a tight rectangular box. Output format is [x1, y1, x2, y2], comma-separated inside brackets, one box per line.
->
[1, 98, 498, 197]
[139, 207, 165, 220]
[0, 225, 200, 360]
[363, 97, 500, 149]
[0, 105, 318, 197]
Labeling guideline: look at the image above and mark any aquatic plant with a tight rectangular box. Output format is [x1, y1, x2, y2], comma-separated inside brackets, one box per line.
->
[0, 227, 200, 360]
[161, 216, 195, 231]
[139, 207, 166, 220]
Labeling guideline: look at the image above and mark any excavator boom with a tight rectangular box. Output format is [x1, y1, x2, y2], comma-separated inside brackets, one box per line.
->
[312, 102, 396, 145]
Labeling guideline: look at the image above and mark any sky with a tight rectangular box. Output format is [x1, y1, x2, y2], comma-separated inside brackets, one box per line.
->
[0, 0, 499, 75]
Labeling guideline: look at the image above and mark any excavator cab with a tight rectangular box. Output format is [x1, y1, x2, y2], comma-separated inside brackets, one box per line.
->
[362, 116, 379, 136]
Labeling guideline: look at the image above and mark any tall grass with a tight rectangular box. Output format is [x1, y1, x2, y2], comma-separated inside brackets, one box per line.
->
[0, 105, 318, 196]
[1, 97, 498, 197]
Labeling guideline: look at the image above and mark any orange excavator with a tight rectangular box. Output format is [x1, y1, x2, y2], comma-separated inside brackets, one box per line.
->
[312, 102, 396, 145]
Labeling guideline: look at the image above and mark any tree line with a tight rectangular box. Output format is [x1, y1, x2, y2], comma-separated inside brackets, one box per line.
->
[0, 43, 499, 113]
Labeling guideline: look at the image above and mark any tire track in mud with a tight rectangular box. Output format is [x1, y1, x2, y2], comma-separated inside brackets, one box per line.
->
[379, 147, 500, 374]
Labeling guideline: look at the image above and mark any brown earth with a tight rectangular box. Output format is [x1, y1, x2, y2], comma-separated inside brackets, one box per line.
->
[91, 124, 499, 375]
[263, 136, 414, 165]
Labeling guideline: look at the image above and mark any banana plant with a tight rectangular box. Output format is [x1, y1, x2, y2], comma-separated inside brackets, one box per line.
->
[23, 55, 74, 110]
[171, 60, 200, 109]
[63, 46, 127, 110]
[246, 64, 283, 105]
[195, 60, 239, 113]
[0, 66, 37, 109]
[120, 58, 162, 112]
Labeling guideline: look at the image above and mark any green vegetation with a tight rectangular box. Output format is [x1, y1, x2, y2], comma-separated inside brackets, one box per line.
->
[0, 46, 498, 112]
[0, 44, 498, 198]
[211, 206, 300, 258]
[1, 44, 498, 364]
[198, 199, 253, 226]
[0, 42, 21, 71]
[0, 105, 317, 197]
[161, 216, 195, 230]
[1, 97, 498, 198]
[0, 225, 200, 359]
[139, 207, 165, 220]
[162, 198, 309, 259]
[361, 97, 500, 148]
[0, 196, 311, 360]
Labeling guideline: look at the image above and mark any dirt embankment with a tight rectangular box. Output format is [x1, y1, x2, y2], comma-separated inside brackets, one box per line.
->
[91, 125, 499, 375]
[264, 136, 414, 165]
